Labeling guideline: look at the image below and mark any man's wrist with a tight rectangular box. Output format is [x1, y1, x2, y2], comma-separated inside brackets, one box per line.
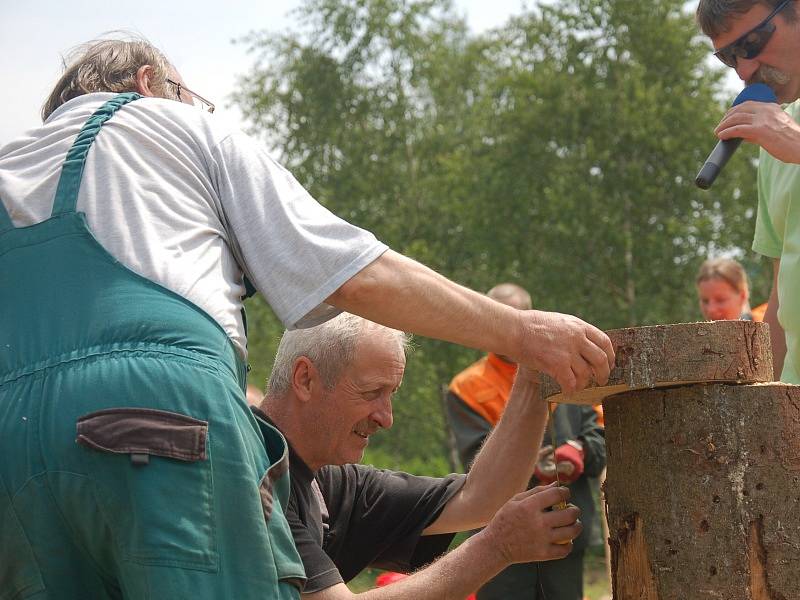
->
[501, 306, 527, 365]
[470, 527, 513, 571]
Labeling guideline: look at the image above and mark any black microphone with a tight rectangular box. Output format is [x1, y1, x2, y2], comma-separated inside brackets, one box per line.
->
[695, 83, 778, 190]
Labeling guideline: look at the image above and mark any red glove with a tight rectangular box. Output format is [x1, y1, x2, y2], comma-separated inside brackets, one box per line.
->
[554, 441, 584, 483]
[534, 445, 556, 484]
[375, 572, 408, 587]
[535, 441, 584, 484]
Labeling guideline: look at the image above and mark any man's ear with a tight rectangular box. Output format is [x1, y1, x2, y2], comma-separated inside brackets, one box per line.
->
[292, 356, 321, 403]
[135, 65, 158, 97]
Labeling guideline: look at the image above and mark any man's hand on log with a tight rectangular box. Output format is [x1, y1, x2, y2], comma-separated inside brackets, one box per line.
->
[480, 485, 582, 564]
[511, 311, 614, 394]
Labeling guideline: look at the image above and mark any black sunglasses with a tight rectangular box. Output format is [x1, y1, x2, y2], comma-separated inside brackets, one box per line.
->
[714, 0, 791, 68]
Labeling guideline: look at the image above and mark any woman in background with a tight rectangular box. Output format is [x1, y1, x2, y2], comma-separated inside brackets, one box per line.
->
[696, 258, 754, 321]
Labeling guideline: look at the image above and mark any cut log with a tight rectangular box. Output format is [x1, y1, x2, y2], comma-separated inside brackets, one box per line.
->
[541, 321, 773, 405]
[604, 383, 800, 600]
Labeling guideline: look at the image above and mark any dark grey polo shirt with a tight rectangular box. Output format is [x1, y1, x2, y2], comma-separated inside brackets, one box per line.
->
[254, 409, 466, 593]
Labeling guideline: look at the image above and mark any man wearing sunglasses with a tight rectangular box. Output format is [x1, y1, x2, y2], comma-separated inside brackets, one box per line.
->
[698, 0, 800, 384]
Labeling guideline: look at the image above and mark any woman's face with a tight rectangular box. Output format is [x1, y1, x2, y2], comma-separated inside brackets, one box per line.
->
[697, 277, 747, 321]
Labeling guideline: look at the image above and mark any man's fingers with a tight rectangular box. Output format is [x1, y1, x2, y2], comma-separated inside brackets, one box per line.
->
[585, 326, 615, 372]
[514, 482, 558, 502]
[716, 102, 781, 138]
[716, 114, 754, 136]
[715, 110, 750, 137]
[524, 485, 571, 509]
[533, 313, 615, 392]
[720, 101, 762, 121]
[570, 362, 591, 393]
[718, 124, 759, 143]
[580, 341, 611, 386]
[542, 541, 574, 560]
[544, 505, 581, 529]
[549, 520, 583, 545]
[557, 368, 577, 394]
[528, 482, 557, 495]
[511, 483, 553, 502]
[575, 326, 613, 390]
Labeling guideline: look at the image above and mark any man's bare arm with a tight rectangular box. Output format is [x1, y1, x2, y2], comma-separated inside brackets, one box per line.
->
[423, 367, 547, 535]
[765, 258, 785, 380]
[302, 487, 581, 600]
[326, 250, 614, 393]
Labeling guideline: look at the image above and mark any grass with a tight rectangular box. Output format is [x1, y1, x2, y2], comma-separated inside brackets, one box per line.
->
[583, 548, 612, 600]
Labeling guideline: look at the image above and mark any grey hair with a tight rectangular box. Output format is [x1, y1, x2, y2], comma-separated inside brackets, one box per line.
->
[697, 0, 798, 38]
[266, 313, 411, 397]
[42, 33, 176, 121]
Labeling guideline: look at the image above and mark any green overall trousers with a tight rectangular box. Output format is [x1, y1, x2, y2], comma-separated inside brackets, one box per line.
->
[0, 94, 305, 599]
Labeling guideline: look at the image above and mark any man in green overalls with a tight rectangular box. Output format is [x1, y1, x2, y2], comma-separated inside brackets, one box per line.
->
[0, 36, 615, 598]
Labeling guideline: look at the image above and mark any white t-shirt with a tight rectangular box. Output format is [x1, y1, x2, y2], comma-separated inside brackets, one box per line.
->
[0, 93, 388, 356]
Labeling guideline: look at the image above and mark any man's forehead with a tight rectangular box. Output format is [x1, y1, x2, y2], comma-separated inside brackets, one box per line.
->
[349, 370, 404, 389]
[347, 339, 406, 383]
[333, 364, 403, 397]
[710, 3, 777, 48]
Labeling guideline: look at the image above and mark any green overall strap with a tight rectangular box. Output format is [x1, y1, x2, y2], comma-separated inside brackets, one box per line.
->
[0, 194, 14, 233]
[50, 92, 142, 217]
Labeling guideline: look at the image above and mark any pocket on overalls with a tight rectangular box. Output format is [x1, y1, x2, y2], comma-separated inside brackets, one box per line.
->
[76, 407, 218, 571]
[0, 475, 46, 599]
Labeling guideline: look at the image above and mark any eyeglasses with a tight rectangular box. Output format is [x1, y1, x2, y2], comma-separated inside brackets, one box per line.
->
[713, 0, 792, 68]
[166, 78, 215, 114]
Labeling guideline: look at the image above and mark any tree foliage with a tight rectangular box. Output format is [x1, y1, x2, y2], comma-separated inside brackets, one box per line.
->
[237, 0, 766, 474]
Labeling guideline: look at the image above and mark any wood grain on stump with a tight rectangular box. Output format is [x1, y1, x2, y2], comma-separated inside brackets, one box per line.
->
[541, 321, 773, 405]
[604, 383, 800, 600]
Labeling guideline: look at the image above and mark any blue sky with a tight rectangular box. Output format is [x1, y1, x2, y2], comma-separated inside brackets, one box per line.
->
[0, 0, 532, 143]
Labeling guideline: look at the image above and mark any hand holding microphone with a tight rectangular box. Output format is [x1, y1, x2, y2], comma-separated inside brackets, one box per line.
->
[695, 83, 777, 189]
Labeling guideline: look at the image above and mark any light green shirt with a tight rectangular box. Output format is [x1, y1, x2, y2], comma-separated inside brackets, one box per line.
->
[753, 100, 800, 383]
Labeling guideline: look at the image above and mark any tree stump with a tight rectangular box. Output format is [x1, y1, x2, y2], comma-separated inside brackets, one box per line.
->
[541, 321, 772, 405]
[543, 321, 800, 598]
[604, 383, 800, 600]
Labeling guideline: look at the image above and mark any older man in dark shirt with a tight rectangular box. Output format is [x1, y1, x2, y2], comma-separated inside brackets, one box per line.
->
[255, 312, 583, 599]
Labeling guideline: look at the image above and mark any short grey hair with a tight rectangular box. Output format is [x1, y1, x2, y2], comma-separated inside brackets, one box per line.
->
[697, 0, 797, 38]
[266, 313, 411, 397]
[42, 33, 176, 121]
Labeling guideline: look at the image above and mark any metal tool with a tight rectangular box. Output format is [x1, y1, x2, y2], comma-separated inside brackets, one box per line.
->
[548, 402, 571, 546]
[548, 402, 568, 511]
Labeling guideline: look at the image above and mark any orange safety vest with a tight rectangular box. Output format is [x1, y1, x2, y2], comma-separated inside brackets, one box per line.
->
[751, 302, 767, 322]
[450, 353, 605, 427]
[449, 353, 518, 427]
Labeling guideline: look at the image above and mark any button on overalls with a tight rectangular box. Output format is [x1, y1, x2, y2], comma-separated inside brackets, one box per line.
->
[0, 94, 305, 599]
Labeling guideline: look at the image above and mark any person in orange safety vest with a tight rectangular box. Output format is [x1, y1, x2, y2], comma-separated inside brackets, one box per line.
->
[446, 283, 606, 600]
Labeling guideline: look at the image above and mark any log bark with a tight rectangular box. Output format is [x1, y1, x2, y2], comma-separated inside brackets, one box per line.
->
[604, 383, 800, 600]
[541, 321, 772, 405]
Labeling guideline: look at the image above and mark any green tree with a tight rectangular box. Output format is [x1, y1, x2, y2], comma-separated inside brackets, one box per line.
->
[446, 0, 763, 327]
[236, 0, 765, 474]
